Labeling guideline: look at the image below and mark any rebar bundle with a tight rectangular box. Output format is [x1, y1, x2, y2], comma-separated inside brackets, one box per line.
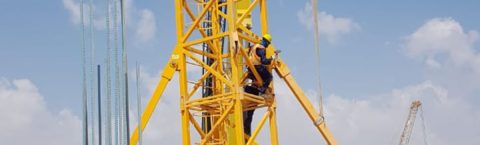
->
[80, 0, 130, 145]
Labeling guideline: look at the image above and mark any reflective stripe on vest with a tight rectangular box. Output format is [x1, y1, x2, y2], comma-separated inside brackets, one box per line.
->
[249, 44, 264, 65]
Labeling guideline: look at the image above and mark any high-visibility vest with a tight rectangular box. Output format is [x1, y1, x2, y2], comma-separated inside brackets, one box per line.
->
[249, 44, 265, 65]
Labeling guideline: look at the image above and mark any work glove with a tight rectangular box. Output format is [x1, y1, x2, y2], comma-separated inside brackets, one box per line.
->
[245, 78, 253, 86]
[271, 50, 281, 60]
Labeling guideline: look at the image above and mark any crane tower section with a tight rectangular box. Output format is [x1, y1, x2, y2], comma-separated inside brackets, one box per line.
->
[129, 0, 338, 145]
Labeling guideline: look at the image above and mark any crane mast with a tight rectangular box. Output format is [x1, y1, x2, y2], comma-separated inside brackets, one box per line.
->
[399, 100, 422, 145]
[128, 0, 338, 145]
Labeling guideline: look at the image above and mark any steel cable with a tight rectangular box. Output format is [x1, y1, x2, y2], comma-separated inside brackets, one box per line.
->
[312, 0, 325, 119]
[420, 106, 430, 145]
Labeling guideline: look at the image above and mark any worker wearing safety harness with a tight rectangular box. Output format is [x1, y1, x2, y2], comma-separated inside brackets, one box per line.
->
[248, 34, 277, 94]
[243, 34, 277, 136]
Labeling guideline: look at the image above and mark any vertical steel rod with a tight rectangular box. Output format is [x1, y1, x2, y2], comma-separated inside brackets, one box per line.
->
[113, 0, 120, 144]
[120, 0, 130, 144]
[124, 74, 130, 145]
[98, 65, 103, 145]
[104, 0, 112, 144]
[80, 0, 89, 144]
[135, 62, 142, 145]
[88, 0, 96, 143]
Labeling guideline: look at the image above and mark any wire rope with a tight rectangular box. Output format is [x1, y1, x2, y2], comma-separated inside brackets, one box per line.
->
[312, 0, 325, 119]
[420, 106, 430, 145]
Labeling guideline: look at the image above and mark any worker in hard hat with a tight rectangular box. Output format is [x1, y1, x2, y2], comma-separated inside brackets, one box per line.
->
[243, 34, 278, 136]
[248, 34, 277, 94]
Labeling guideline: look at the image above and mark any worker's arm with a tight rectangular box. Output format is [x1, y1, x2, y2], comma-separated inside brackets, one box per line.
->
[256, 47, 273, 65]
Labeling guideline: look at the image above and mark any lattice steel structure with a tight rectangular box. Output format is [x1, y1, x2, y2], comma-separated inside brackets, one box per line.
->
[399, 100, 422, 145]
[129, 0, 338, 145]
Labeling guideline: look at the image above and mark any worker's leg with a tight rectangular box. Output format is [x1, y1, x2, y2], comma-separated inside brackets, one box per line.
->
[262, 71, 273, 89]
[243, 86, 259, 136]
[246, 67, 253, 80]
[255, 65, 272, 93]
[243, 110, 255, 136]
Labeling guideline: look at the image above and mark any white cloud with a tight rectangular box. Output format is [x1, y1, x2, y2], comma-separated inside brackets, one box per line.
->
[405, 18, 480, 72]
[3, 70, 477, 145]
[62, 0, 157, 44]
[63, 0, 81, 25]
[130, 59, 480, 145]
[404, 17, 480, 99]
[119, 0, 157, 45]
[0, 78, 81, 145]
[331, 83, 479, 145]
[62, 0, 106, 30]
[135, 9, 157, 44]
[270, 78, 480, 145]
[297, 2, 359, 43]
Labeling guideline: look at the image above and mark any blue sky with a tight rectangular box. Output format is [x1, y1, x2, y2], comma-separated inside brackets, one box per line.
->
[2, 0, 478, 111]
[1, 0, 480, 145]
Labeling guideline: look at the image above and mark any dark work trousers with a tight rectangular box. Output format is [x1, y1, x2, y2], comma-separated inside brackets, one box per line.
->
[243, 86, 260, 136]
[252, 65, 273, 93]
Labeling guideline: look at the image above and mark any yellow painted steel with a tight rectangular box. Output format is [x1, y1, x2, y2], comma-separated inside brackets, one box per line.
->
[129, 0, 338, 145]
[246, 110, 270, 145]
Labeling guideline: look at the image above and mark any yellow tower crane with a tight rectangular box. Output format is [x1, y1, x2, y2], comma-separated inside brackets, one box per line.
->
[399, 100, 422, 145]
[129, 0, 338, 145]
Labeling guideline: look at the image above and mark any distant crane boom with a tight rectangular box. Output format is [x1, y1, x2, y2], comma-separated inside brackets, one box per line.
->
[399, 100, 422, 145]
